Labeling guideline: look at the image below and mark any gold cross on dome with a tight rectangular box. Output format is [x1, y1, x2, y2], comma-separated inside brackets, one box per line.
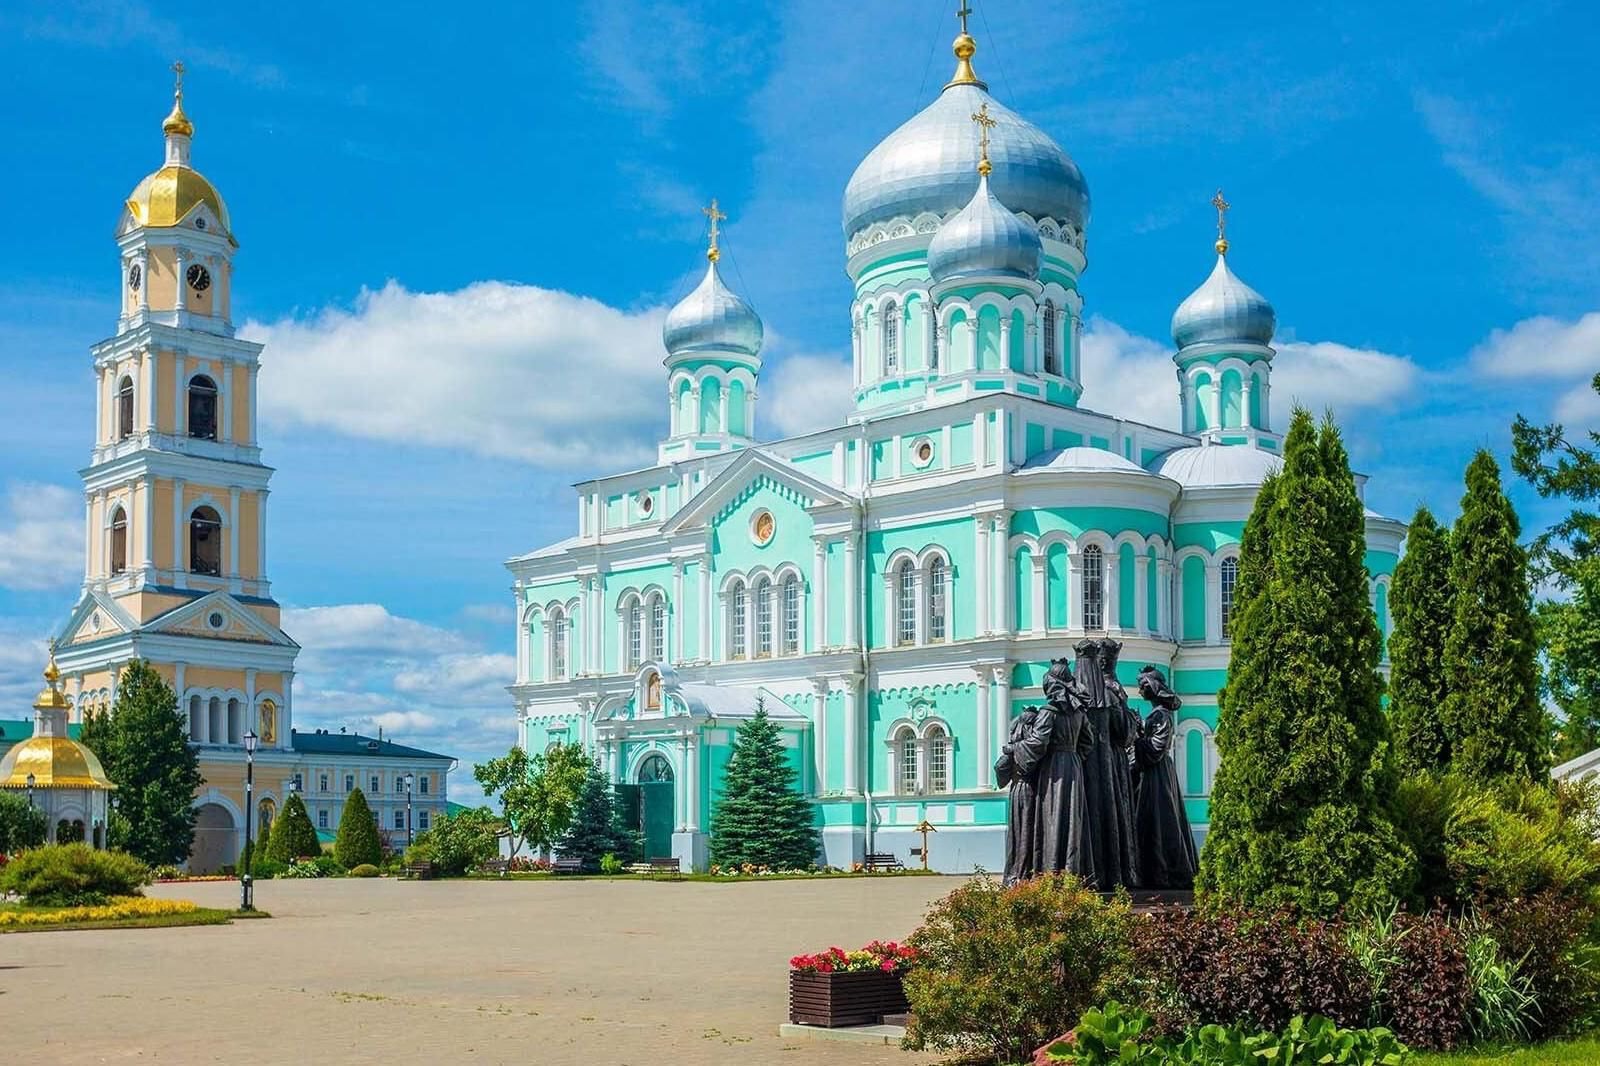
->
[957, 1, 973, 35]
[172, 59, 186, 93]
[972, 102, 997, 175]
[702, 198, 726, 262]
[1212, 188, 1230, 239]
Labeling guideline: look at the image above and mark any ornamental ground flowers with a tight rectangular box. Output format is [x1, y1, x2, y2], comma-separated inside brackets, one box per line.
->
[789, 940, 918, 975]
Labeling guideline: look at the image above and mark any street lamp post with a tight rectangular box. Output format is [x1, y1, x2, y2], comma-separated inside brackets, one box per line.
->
[26, 772, 35, 810]
[405, 772, 414, 847]
[241, 730, 257, 912]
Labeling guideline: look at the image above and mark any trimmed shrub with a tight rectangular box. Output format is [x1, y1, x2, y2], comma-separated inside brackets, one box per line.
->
[249, 858, 285, 880]
[348, 863, 380, 878]
[265, 792, 320, 863]
[0, 844, 151, 906]
[1131, 908, 1369, 1035]
[333, 788, 383, 869]
[901, 875, 1136, 1064]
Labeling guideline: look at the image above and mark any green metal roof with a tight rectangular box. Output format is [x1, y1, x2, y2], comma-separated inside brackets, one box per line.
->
[289, 729, 453, 762]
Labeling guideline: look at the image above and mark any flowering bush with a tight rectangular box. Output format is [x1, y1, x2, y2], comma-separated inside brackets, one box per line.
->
[0, 896, 199, 927]
[508, 856, 550, 872]
[279, 858, 325, 879]
[790, 940, 918, 975]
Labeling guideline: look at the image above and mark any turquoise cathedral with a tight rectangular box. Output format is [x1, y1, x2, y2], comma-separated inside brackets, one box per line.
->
[507, 23, 1403, 873]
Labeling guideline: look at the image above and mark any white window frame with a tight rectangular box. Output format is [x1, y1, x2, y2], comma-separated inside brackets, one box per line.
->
[1220, 556, 1239, 639]
[781, 575, 800, 655]
[896, 560, 916, 646]
[1082, 545, 1105, 630]
[882, 300, 899, 375]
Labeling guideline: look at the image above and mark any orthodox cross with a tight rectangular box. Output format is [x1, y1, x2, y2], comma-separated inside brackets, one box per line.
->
[957, 1, 973, 35]
[972, 102, 997, 175]
[703, 198, 726, 262]
[1212, 188, 1230, 253]
[172, 59, 186, 94]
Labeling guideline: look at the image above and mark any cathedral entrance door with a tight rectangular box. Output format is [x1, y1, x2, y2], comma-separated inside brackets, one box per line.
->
[637, 754, 675, 861]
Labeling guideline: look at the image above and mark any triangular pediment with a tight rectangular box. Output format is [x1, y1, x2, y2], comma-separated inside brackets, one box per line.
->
[146, 591, 298, 648]
[57, 590, 139, 647]
[661, 448, 856, 535]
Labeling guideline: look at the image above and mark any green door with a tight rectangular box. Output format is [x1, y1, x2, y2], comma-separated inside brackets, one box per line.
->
[637, 754, 675, 860]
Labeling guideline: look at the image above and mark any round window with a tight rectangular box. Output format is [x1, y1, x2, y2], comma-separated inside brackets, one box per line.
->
[207, 611, 225, 630]
[751, 509, 776, 546]
[638, 493, 654, 516]
[911, 438, 935, 468]
[194, 216, 207, 230]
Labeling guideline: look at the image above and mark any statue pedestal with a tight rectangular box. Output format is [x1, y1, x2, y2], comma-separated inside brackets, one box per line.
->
[671, 830, 707, 873]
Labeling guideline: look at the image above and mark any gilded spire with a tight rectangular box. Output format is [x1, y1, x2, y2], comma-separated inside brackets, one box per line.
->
[163, 59, 194, 138]
[702, 198, 726, 263]
[34, 639, 70, 713]
[1211, 187, 1231, 255]
[972, 102, 997, 177]
[945, 1, 988, 90]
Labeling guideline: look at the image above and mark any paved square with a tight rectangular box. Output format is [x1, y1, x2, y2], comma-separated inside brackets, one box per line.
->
[3, 876, 961, 1065]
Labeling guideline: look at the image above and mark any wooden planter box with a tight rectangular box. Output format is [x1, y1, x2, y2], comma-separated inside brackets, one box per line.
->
[789, 969, 909, 1028]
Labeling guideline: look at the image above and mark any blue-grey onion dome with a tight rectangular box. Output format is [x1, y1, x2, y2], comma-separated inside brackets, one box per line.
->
[927, 174, 1043, 282]
[662, 260, 763, 358]
[1171, 255, 1276, 349]
[843, 84, 1090, 241]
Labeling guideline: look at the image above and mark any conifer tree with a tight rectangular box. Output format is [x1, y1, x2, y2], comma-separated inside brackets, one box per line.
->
[1441, 450, 1548, 780]
[1198, 409, 1415, 915]
[334, 787, 383, 868]
[1388, 505, 1455, 774]
[266, 791, 321, 862]
[78, 660, 203, 865]
[556, 761, 639, 870]
[709, 701, 818, 870]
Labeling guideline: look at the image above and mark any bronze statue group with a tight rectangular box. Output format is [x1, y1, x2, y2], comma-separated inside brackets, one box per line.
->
[995, 638, 1197, 890]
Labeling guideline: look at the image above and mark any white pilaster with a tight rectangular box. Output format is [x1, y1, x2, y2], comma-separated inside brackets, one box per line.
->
[697, 558, 711, 660]
[993, 664, 1012, 791]
[142, 348, 157, 431]
[228, 486, 240, 578]
[1031, 554, 1047, 634]
[281, 671, 294, 748]
[220, 367, 233, 443]
[1158, 558, 1173, 638]
[94, 368, 105, 448]
[83, 495, 95, 579]
[1068, 552, 1084, 629]
[1105, 548, 1121, 631]
[140, 477, 155, 570]
[842, 675, 862, 795]
[671, 561, 685, 664]
[974, 668, 991, 789]
[248, 363, 259, 445]
[843, 531, 859, 648]
[811, 539, 827, 651]
[992, 511, 1011, 634]
[811, 679, 829, 795]
[172, 352, 186, 435]
[975, 516, 991, 635]
[1205, 561, 1223, 645]
[1134, 552, 1149, 633]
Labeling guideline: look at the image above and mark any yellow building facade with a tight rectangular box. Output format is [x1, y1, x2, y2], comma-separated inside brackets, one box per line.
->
[51, 68, 302, 872]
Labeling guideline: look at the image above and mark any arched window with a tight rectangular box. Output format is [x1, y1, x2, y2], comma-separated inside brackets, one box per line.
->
[782, 575, 800, 655]
[187, 375, 218, 440]
[926, 723, 950, 794]
[117, 375, 135, 440]
[928, 556, 947, 642]
[189, 506, 222, 575]
[625, 599, 642, 670]
[1042, 302, 1058, 376]
[882, 300, 899, 374]
[1082, 544, 1104, 630]
[895, 725, 918, 795]
[755, 577, 774, 657]
[549, 608, 568, 679]
[109, 507, 128, 575]
[649, 595, 666, 662]
[1220, 557, 1240, 639]
[897, 560, 916, 645]
[730, 582, 748, 659]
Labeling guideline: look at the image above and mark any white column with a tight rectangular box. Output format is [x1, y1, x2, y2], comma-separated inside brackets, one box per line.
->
[974, 668, 991, 789]
[248, 364, 259, 445]
[811, 679, 829, 795]
[94, 368, 106, 448]
[994, 664, 1012, 791]
[697, 559, 712, 660]
[843, 531, 859, 648]
[975, 516, 991, 635]
[1134, 552, 1149, 633]
[171, 478, 185, 578]
[993, 512, 1011, 634]
[842, 676, 862, 795]
[142, 349, 157, 432]
[913, 567, 928, 646]
[220, 364, 233, 442]
[137, 253, 150, 313]
[173, 353, 186, 434]
[811, 539, 827, 652]
[228, 487, 240, 577]
[999, 317, 1012, 374]
[1068, 552, 1084, 629]
[921, 303, 935, 370]
[606, 737, 620, 783]
[174, 662, 186, 706]
[1205, 561, 1223, 644]
[1105, 548, 1121, 631]
[244, 669, 256, 739]
[670, 562, 684, 663]
[1260, 380, 1273, 431]
[140, 478, 155, 570]
[174, 248, 188, 324]
[1158, 558, 1173, 639]
[687, 733, 701, 830]
[281, 672, 294, 748]
[83, 495, 95, 577]
[258, 489, 269, 578]
[676, 736, 690, 831]
[1031, 555, 1047, 634]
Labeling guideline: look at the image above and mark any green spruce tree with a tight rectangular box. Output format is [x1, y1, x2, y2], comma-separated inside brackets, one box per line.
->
[1388, 505, 1455, 774]
[709, 700, 818, 870]
[78, 660, 203, 865]
[1441, 450, 1548, 780]
[556, 761, 639, 871]
[266, 791, 321, 862]
[334, 787, 383, 868]
[1197, 409, 1415, 916]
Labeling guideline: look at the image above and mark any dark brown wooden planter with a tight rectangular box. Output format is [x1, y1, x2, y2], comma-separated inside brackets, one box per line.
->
[789, 969, 909, 1028]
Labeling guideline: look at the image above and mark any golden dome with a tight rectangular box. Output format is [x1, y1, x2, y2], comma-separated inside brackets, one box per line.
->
[163, 96, 194, 137]
[0, 736, 115, 791]
[126, 165, 231, 232]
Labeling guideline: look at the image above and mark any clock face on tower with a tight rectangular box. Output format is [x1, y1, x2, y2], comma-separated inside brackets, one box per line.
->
[186, 264, 212, 292]
[127, 263, 142, 292]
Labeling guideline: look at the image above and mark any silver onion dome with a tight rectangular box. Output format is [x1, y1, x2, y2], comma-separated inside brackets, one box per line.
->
[843, 82, 1090, 242]
[927, 173, 1042, 282]
[662, 259, 763, 359]
[1171, 254, 1276, 349]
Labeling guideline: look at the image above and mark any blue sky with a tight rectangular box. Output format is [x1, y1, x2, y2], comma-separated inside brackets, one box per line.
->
[2, 0, 1596, 804]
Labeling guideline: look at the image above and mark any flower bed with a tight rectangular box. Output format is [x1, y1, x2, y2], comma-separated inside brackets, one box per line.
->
[789, 941, 915, 1027]
[0, 897, 200, 927]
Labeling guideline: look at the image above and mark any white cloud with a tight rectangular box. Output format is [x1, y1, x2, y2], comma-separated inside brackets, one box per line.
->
[243, 281, 670, 469]
[1078, 317, 1182, 429]
[0, 482, 82, 592]
[763, 352, 856, 437]
[1470, 313, 1600, 380]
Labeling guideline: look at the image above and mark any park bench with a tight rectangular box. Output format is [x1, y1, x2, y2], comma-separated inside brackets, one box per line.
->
[552, 857, 585, 875]
[864, 852, 904, 872]
[479, 858, 510, 877]
[647, 856, 682, 879]
[403, 861, 435, 881]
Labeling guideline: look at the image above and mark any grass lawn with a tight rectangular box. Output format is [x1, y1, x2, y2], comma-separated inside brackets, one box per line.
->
[1416, 1035, 1600, 1065]
[0, 899, 264, 934]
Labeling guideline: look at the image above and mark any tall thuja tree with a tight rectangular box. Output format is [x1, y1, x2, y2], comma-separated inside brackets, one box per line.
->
[1388, 506, 1455, 774]
[334, 788, 383, 868]
[1198, 409, 1415, 916]
[79, 660, 203, 865]
[266, 791, 320, 862]
[709, 701, 818, 870]
[1441, 450, 1548, 780]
